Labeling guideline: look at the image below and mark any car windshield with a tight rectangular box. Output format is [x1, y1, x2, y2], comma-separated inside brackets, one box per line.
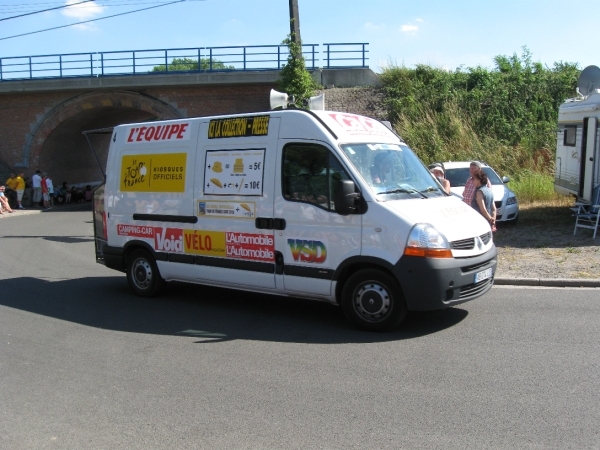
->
[340, 143, 445, 198]
[445, 166, 503, 187]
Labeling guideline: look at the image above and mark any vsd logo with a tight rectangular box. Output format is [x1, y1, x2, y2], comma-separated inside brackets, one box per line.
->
[154, 227, 184, 252]
[287, 239, 327, 264]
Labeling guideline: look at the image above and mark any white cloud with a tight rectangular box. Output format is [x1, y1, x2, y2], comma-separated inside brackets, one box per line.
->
[62, 0, 104, 20]
[400, 24, 419, 33]
[416, 18, 424, 23]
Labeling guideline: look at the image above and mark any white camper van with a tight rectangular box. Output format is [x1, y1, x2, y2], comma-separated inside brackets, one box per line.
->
[555, 65, 600, 203]
[92, 105, 497, 331]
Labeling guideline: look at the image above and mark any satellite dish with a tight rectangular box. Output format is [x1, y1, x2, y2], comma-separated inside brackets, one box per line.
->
[269, 89, 289, 110]
[306, 93, 325, 110]
[577, 65, 600, 96]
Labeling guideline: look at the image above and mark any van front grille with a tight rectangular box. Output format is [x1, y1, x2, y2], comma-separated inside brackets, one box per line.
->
[459, 278, 493, 299]
[451, 232, 492, 250]
[451, 238, 474, 250]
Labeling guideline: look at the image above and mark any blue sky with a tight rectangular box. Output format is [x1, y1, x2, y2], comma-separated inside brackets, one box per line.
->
[0, 0, 597, 72]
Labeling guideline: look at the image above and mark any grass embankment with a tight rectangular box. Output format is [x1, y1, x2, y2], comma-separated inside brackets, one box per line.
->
[379, 50, 581, 207]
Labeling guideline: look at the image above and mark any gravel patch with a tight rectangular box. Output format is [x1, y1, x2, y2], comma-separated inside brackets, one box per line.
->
[494, 206, 600, 280]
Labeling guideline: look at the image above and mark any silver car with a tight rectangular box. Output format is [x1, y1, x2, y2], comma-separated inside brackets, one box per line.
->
[441, 161, 519, 224]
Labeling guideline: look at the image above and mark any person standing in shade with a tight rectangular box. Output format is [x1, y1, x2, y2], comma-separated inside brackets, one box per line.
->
[462, 161, 491, 205]
[46, 174, 55, 208]
[471, 170, 497, 230]
[32, 170, 42, 207]
[15, 172, 25, 209]
[41, 173, 51, 210]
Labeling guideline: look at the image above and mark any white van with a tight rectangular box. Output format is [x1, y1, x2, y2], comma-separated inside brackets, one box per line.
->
[92, 108, 497, 331]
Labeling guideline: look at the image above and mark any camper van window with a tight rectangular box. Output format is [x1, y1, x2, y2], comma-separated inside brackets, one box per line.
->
[283, 144, 351, 211]
[564, 126, 577, 146]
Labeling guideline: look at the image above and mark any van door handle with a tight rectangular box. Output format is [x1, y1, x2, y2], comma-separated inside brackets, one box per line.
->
[255, 217, 286, 230]
[255, 217, 273, 229]
[273, 218, 286, 230]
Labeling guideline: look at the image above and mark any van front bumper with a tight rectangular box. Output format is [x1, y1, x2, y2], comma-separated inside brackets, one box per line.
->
[393, 246, 497, 311]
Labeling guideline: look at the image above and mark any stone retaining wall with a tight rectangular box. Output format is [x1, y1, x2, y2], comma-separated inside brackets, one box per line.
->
[323, 86, 388, 120]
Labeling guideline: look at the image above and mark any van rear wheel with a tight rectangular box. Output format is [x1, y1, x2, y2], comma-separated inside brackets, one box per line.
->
[341, 269, 407, 331]
[126, 249, 164, 297]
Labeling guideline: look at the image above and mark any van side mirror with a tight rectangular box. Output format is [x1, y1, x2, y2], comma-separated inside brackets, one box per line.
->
[334, 179, 360, 215]
[502, 176, 510, 184]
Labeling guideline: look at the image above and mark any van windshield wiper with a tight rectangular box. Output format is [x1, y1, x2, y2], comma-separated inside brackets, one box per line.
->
[420, 186, 445, 196]
[377, 186, 427, 198]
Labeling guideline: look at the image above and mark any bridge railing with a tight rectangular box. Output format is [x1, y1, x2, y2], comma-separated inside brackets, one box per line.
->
[0, 43, 368, 81]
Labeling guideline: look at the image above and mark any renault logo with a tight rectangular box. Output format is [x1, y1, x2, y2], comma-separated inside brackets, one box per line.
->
[476, 237, 483, 250]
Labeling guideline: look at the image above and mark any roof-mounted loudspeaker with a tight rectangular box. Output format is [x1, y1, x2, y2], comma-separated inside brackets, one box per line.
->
[270, 89, 290, 110]
[306, 93, 325, 110]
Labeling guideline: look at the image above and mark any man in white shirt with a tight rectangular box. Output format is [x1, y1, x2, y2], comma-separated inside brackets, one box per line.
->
[32, 170, 42, 207]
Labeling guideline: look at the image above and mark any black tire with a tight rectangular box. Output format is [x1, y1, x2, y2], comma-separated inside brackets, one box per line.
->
[341, 269, 407, 331]
[126, 249, 164, 297]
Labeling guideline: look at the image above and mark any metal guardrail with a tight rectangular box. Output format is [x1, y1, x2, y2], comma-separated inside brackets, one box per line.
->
[0, 43, 368, 81]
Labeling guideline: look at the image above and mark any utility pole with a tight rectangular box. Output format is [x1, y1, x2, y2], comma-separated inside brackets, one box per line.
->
[289, 0, 301, 43]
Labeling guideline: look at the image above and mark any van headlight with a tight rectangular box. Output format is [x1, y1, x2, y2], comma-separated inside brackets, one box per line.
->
[404, 224, 453, 258]
[506, 195, 517, 205]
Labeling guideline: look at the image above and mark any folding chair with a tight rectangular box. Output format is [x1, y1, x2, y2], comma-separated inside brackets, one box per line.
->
[573, 184, 600, 239]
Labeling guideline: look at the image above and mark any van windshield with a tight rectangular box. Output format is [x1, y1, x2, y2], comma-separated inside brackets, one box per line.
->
[340, 143, 445, 198]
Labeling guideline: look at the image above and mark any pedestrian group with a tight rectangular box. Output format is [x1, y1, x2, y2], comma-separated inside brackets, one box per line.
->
[429, 160, 497, 231]
[1, 171, 89, 215]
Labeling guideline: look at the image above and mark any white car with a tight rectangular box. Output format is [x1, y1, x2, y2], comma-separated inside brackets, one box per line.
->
[440, 161, 519, 224]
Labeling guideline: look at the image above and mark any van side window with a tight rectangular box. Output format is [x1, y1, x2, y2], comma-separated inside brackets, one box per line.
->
[564, 126, 576, 147]
[283, 144, 351, 211]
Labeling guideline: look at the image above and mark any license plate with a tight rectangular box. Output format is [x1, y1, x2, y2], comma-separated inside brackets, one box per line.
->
[474, 267, 493, 283]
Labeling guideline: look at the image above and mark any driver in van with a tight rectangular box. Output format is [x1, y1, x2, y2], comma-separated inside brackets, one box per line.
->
[371, 152, 394, 184]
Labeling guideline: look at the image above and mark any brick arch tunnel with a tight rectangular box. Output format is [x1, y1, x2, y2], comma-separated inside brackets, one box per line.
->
[28, 91, 182, 185]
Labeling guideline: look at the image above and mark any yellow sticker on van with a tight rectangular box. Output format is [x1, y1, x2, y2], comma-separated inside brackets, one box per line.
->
[183, 230, 226, 256]
[120, 153, 186, 192]
[208, 115, 269, 139]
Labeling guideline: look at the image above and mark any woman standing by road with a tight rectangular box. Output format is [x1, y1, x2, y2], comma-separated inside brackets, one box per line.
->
[471, 170, 496, 231]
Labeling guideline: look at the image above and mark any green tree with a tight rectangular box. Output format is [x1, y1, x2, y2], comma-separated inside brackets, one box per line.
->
[379, 49, 580, 176]
[151, 57, 233, 72]
[277, 35, 321, 108]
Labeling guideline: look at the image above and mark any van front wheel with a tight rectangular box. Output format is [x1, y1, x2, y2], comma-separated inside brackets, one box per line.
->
[341, 269, 407, 331]
[126, 249, 164, 297]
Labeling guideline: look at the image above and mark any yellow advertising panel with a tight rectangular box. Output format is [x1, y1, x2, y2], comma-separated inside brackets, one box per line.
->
[120, 153, 186, 192]
[183, 230, 226, 256]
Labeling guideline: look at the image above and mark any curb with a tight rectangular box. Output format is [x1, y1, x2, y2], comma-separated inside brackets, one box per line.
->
[0, 203, 91, 218]
[495, 277, 600, 288]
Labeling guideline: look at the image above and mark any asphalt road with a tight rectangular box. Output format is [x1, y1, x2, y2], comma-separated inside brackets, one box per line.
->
[1, 210, 599, 449]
